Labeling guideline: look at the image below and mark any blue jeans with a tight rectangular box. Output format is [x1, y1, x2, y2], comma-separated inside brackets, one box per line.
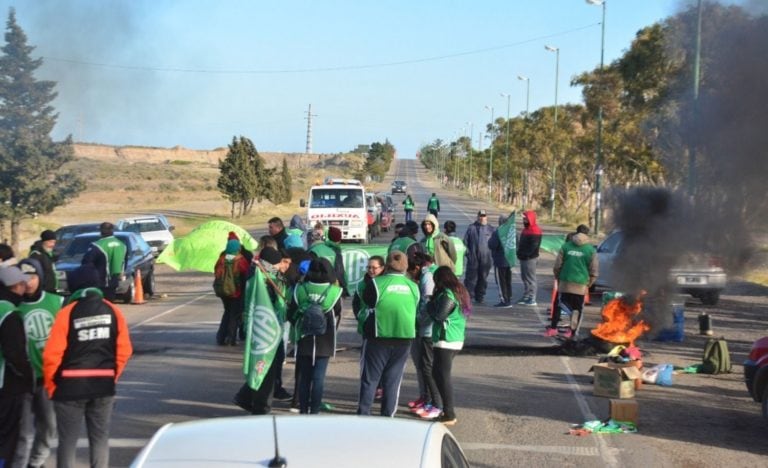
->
[13, 383, 56, 468]
[54, 396, 114, 468]
[296, 355, 330, 414]
[357, 339, 411, 416]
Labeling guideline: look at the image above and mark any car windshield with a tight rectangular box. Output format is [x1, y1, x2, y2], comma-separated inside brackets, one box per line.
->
[122, 221, 166, 233]
[59, 235, 131, 263]
[310, 188, 364, 208]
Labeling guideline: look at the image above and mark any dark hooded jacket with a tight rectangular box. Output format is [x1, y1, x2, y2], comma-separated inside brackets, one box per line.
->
[517, 210, 542, 261]
[29, 240, 57, 293]
[0, 286, 33, 397]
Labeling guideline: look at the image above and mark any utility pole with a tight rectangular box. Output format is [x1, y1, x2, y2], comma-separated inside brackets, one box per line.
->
[304, 104, 317, 167]
[688, 0, 703, 198]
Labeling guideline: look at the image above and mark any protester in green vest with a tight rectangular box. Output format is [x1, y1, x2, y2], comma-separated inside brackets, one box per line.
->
[427, 193, 441, 217]
[427, 266, 470, 426]
[357, 250, 420, 416]
[420, 214, 457, 271]
[14, 259, 64, 468]
[442, 221, 467, 277]
[0, 266, 34, 468]
[388, 221, 425, 261]
[82, 222, 127, 302]
[287, 258, 343, 414]
[548, 231, 598, 339]
[402, 194, 415, 222]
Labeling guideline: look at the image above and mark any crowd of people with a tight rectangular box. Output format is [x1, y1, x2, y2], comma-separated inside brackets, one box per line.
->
[1, 223, 133, 468]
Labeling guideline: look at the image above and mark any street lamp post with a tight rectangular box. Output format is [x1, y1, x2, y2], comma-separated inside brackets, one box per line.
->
[484, 105, 495, 202]
[500, 93, 511, 204]
[517, 75, 530, 209]
[545, 44, 560, 220]
[587, 0, 606, 234]
[466, 121, 473, 196]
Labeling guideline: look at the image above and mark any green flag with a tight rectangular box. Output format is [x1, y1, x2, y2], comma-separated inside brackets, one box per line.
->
[242, 268, 282, 390]
[540, 234, 566, 255]
[497, 212, 517, 266]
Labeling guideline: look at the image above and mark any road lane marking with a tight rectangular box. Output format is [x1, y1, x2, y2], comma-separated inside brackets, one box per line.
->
[532, 307, 620, 468]
[462, 443, 604, 457]
[130, 293, 210, 330]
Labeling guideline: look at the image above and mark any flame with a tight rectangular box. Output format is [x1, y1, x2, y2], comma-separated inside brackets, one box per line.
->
[591, 296, 650, 346]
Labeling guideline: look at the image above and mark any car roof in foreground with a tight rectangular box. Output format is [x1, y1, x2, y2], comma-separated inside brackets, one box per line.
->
[131, 415, 450, 468]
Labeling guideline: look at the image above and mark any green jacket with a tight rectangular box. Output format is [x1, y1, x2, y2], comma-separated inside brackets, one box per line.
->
[448, 236, 467, 276]
[554, 233, 597, 294]
[403, 197, 415, 211]
[431, 289, 466, 344]
[17, 291, 64, 378]
[389, 236, 417, 255]
[363, 273, 419, 339]
[427, 196, 440, 212]
[93, 236, 127, 276]
[308, 241, 336, 265]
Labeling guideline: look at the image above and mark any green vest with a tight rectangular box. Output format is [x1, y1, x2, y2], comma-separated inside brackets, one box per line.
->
[427, 197, 439, 211]
[431, 290, 466, 343]
[293, 281, 342, 341]
[0, 301, 17, 388]
[94, 236, 127, 276]
[449, 237, 466, 276]
[17, 292, 64, 378]
[403, 198, 414, 210]
[389, 236, 416, 255]
[371, 273, 419, 338]
[308, 242, 336, 265]
[558, 242, 595, 286]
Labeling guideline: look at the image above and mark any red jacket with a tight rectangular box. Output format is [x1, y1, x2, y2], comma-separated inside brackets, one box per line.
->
[43, 290, 132, 400]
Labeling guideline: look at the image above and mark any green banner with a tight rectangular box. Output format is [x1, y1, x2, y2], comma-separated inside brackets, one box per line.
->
[540, 234, 566, 255]
[157, 220, 259, 273]
[497, 211, 517, 267]
[243, 268, 282, 391]
[339, 244, 389, 293]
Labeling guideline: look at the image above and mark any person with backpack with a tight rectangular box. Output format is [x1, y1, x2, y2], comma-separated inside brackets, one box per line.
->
[287, 258, 343, 414]
[427, 193, 440, 217]
[213, 235, 250, 346]
[402, 194, 415, 222]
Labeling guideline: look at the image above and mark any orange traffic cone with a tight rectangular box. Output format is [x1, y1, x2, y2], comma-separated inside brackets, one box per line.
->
[132, 269, 145, 304]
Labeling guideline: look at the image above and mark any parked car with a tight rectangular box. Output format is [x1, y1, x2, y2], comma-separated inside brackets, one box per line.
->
[53, 222, 102, 257]
[593, 230, 727, 305]
[365, 192, 382, 238]
[55, 231, 156, 303]
[130, 415, 470, 468]
[744, 336, 768, 421]
[117, 215, 175, 255]
[376, 192, 395, 232]
[391, 180, 407, 194]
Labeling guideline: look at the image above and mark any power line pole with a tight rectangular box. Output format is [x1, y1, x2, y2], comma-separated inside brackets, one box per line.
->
[304, 104, 317, 166]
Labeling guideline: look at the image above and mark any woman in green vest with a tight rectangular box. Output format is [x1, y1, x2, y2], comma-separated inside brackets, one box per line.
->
[402, 194, 415, 222]
[427, 266, 470, 426]
[287, 258, 343, 414]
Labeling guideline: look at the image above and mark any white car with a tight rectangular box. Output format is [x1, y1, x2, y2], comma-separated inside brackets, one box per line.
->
[117, 215, 175, 255]
[130, 415, 470, 468]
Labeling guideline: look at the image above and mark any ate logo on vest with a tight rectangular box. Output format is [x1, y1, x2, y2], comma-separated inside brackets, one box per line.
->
[342, 249, 371, 287]
[23, 309, 54, 349]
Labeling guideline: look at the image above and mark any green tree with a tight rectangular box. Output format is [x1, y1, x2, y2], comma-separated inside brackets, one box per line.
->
[273, 157, 292, 204]
[217, 136, 254, 218]
[0, 8, 84, 249]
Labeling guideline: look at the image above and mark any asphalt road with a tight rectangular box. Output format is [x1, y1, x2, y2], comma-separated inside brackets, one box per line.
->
[58, 159, 768, 467]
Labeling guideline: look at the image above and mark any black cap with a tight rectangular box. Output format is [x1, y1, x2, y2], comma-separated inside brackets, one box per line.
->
[41, 230, 57, 241]
[259, 247, 283, 265]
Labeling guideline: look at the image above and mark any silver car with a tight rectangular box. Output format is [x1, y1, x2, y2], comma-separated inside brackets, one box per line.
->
[594, 231, 726, 305]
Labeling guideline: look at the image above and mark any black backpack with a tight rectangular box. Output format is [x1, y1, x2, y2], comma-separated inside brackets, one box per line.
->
[300, 284, 332, 337]
[701, 337, 732, 374]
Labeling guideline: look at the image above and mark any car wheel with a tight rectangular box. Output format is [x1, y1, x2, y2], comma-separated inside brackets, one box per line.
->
[123, 280, 134, 304]
[762, 384, 768, 420]
[143, 269, 155, 298]
[700, 290, 720, 306]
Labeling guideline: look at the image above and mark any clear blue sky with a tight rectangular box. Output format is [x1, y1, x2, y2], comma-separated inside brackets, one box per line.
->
[0, 1, 734, 158]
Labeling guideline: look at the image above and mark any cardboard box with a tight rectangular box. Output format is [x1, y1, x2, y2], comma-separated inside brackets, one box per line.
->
[609, 399, 638, 424]
[590, 363, 643, 399]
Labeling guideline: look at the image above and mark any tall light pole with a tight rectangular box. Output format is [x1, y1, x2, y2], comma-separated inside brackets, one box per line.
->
[545, 44, 560, 220]
[587, 0, 606, 234]
[484, 105, 495, 202]
[517, 75, 530, 209]
[500, 93, 512, 204]
[689, 0, 703, 197]
[466, 121, 473, 195]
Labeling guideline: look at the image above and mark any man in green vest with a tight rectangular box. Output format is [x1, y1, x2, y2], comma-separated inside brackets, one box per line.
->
[82, 222, 127, 302]
[357, 250, 420, 416]
[548, 231, 598, 339]
[0, 266, 34, 468]
[388, 221, 425, 261]
[443, 221, 467, 277]
[402, 195, 415, 222]
[427, 193, 440, 217]
[14, 259, 64, 468]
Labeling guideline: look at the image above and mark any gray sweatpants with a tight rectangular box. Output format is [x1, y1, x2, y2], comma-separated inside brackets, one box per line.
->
[519, 258, 538, 301]
[54, 396, 114, 468]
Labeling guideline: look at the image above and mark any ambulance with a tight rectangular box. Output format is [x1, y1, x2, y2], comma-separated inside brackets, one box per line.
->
[302, 177, 369, 243]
